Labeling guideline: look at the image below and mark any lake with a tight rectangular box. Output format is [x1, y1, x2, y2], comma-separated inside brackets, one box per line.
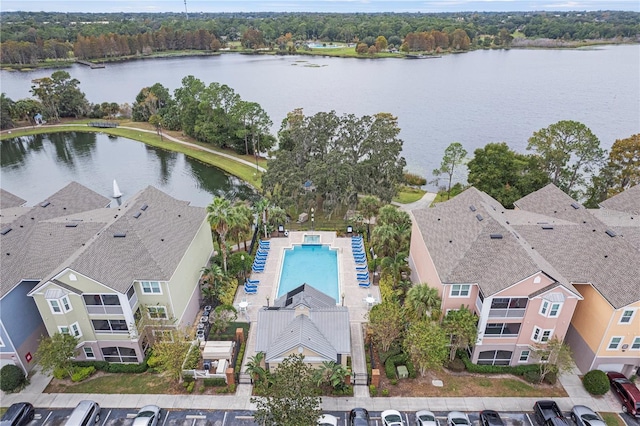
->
[0, 132, 257, 206]
[1, 45, 639, 185]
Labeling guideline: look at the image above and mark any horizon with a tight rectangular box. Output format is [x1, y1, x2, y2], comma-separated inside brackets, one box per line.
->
[1, 0, 639, 14]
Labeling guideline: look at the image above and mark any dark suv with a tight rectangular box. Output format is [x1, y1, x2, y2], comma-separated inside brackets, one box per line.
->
[349, 408, 371, 426]
[607, 371, 640, 418]
[0, 402, 35, 426]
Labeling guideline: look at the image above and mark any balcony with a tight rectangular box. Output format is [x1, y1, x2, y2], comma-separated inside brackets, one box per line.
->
[86, 305, 124, 315]
[488, 308, 526, 318]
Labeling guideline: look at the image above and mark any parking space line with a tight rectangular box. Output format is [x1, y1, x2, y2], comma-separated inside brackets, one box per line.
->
[101, 410, 112, 426]
[160, 411, 169, 426]
[221, 412, 227, 426]
[42, 412, 53, 425]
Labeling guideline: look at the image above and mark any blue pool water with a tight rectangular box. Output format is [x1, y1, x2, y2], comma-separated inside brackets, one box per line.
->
[277, 245, 339, 302]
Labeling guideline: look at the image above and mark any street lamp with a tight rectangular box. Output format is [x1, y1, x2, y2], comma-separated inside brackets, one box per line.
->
[311, 207, 315, 232]
[241, 254, 246, 284]
[266, 295, 270, 307]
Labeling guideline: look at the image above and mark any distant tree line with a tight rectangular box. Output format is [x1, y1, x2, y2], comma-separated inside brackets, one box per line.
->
[1, 10, 638, 64]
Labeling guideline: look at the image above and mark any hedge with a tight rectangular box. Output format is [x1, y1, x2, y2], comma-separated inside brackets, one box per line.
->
[73, 359, 148, 373]
[583, 370, 610, 395]
[183, 344, 201, 370]
[384, 352, 417, 379]
[458, 351, 539, 377]
[71, 366, 96, 382]
[203, 377, 227, 387]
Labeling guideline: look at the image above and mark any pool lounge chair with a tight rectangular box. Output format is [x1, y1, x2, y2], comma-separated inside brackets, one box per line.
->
[257, 248, 270, 255]
[357, 274, 370, 281]
[352, 241, 363, 248]
[244, 285, 258, 294]
[259, 240, 270, 248]
[358, 280, 371, 288]
[246, 279, 260, 285]
[356, 265, 368, 271]
[353, 250, 365, 257]
[353, 255, 367, 261]
[354, 258, 367, 265]
[255, 254, 268, 261]
[252, 265, 265, 273]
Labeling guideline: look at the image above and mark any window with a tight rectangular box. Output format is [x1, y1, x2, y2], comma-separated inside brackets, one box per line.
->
[127, 286, 136, 300]
[532, 326, 554, 342]
[450, 284, 471, 297]
[83, 347, 95, 359]
[91, 319, 129, 333]
[631, 337, 640, 350]
[477, 350, 512, 366]
[484, 323, 521, 337]
[70, 322, 82, 337]
[48, 299, 62, 314]
[141, 281, 161, 294]
[101, 346, 138, 363]
[147, 306, 167, 319]
[58, 325, 70, 334]
[519, 350, 530, 362]
[83, 294, 121, 306]
[540, 300, 562, 318]
[620, 309, 635, 324]
[608, 336, 623, 350]
[61, 296, 71, 311]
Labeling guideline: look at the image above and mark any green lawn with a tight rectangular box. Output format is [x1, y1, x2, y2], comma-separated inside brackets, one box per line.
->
[600, 413, 625, 426]
[393, 186, 426, 204]
[45, 372, 170, 394]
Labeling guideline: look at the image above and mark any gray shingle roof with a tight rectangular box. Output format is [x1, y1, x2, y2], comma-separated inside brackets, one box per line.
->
[0, 188, 26, 209]
[411, 187, 573, 297]
[63, 186, 207, 293]
[265, 314, 337, 362]
[0, 183, 110, 298]
[599, 184, 640, 214]
[273, 283, 337, 308]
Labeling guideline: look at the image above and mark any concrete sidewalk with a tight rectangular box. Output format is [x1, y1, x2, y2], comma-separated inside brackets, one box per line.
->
[1, 365, 622, 414]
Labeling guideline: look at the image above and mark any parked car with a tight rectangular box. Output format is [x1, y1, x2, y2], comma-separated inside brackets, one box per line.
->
[318, 414, 338, 426]
[381, 410, 406, 426]
[447, 412, 471, 426]
[533, 400, 569, 426]
[133, 405, 162, 426]
[480, 411, 505, 426]
[415, 410, 439, 426]
[570, 406, 605, 426]
[606, 372, 640, 418]
[64, 400, 100, 426]
[0, 402, 34, 426]
[348, 408, 371, 426]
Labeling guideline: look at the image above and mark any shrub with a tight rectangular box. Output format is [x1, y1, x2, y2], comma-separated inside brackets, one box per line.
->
[381, 389, 389, 397]
[146, 356, 161, 369]
[391, 379, 398, 386]
[227, 383, 236, 393]
[105, 360, 147, 373]
[71, 366, 96, 382]
[235, 341, 246, 373]
[369, 384, 377, 396]
[523, 370, 541, 384]
[458, 351, 539, 377]
[543, 370, 558, 385]
[183, 345, 200, 370]
[447, 358, 466, 372]
[53, 367, 67, 379]
[384, 356, 397, 379]
[0, 364, 26, 392]
[203, 377, 227, 387]
[186, 381, 195, 393]
[182, 374, 195, 383]
[583, 370, 610, 395]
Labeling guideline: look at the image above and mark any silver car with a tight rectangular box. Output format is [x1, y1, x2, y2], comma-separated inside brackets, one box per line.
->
[416, 410, 439, 426]
[570, 406, 606, 426]
[447, 412, 470, 426]
[133, 405, 162, 426]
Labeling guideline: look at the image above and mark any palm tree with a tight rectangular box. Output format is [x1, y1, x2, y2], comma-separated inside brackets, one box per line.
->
[253, 198, 270, 239]
[268, 205, 288, 231]
[371, 223, 399, 258]
[207, 196, 233, 272]
[229, 202, 253, 252]
[406, 284, 441, 320]
[201, 264, 228, 304]
[358, 195, 380, 240]
[245, 352, 268, 389]
[380, 252, 410, 287]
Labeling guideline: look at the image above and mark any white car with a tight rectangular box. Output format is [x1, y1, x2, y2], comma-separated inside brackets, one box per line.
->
[416, 410, 439, 426]
[318, 414, 338, 426]
[382, 409, 406, 426]
[447, 411, 470, 426]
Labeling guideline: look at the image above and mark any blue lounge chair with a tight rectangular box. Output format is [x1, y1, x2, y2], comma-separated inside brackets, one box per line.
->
[245, 282, 258, 289]
[259, 240, 270, 247]
[244, 285, 257, 294]
[357, 274, 370, 281]
[356, 265, 368, 271]
[358, 281, 371, 288]
[257, 248, 269, 255]
[252, 265, 264, 273]
[351, 241, 363, 247]
[354, 255, 367, 261]
[353, 250, 365, 256]
[255, 255, 268, 261]
[246, 279, 259, 286]
[352, 236, 363, 241]
[354, 258, 367, 265]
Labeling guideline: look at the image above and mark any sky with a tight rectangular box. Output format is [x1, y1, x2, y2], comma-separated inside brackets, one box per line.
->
[1, 0, 639, 13]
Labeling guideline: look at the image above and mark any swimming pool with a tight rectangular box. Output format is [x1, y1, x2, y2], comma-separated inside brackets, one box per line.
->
[277, 245, 339, 302]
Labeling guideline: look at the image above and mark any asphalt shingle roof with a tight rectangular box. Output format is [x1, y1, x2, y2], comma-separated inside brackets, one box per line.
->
[0, 183, 110, 298]
[0, 188, 26, 209]
[599, 184, 640, 214]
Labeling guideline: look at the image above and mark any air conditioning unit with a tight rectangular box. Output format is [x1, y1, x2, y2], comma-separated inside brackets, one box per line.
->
[203, 362, 211, 370]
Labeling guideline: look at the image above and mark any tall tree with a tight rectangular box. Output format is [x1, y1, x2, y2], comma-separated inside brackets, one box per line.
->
[35, 333, 78, 379]
[366, 301, 404, 352]
[467, 142, 549, 208]
[207, 196, 234, 272]
[1, 93, 15, 129]
[358, 195, 380, 240]
[403, 319, 449, 376]
[531, 336, 573, 384]
[527, 120, 605, 198]
[606, 134, 640, 195]
[252, 354, 322, 426]
[433, 142, 468, 200]
[442, 306, 478, 361]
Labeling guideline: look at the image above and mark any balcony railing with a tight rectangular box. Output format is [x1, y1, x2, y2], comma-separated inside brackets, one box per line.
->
[488, 308, 526, 318]
[86, 305, 124, 315]
[128, 293, 138, 309]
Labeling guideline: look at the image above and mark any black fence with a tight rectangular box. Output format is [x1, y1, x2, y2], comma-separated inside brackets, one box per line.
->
[88, 121, 118, 128]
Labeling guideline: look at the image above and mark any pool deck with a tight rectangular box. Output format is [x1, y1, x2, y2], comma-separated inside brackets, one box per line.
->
[233, 231, 379, 394]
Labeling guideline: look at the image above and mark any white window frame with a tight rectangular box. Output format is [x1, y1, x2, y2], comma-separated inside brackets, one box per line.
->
[83, 347, 95, 359]
[619, 309, 635, 324]
[70, 322, 82, 337]
[450, 284, 471, 297]
[141, 281, 162, 294]
[548, 302, 561, 317]
[61, 296, 72, 312]
[539, 301, 548, 316]
[58, 325, 70, 334]
[532, 327, 554, 343]
[48, 299, 62, 314]
[607, 336, 623, 350]
[519, 350, 530, 362]
[147, 306, 168, 319]
[539, 300, 562, 318]
[541, 329, 553, 342]
[532, 326, 541, 342]
[631, 337, 640, 350]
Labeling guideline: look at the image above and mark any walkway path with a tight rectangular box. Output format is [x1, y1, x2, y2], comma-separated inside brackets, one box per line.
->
[1, 124, 266, 173]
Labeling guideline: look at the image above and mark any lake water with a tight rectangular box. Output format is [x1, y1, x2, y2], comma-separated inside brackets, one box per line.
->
[0, 132, 257, 206]
[1, 45, 639, 184]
